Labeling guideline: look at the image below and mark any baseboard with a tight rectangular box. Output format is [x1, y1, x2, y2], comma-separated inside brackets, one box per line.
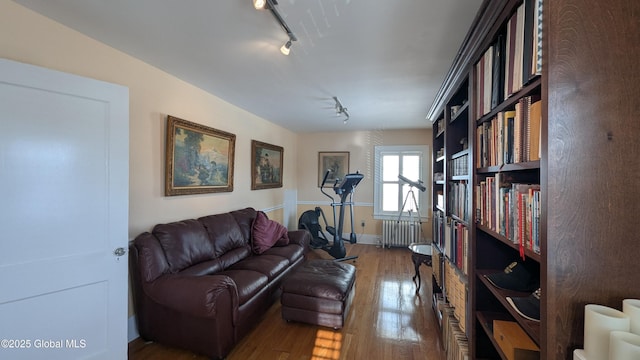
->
[128, 315, 139, 342]
[353, 233, 380, 246]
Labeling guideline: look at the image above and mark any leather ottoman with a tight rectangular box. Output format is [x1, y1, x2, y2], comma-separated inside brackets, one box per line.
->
[281, 259, 356, 329]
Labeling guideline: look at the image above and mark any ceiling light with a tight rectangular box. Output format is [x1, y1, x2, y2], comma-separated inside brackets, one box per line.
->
[333, 96, 350, 124]
[254, 0, 298, 54]
[280, 40, 291, 55]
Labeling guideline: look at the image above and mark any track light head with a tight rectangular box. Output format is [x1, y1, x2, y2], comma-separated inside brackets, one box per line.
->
[333, 96, 350, 124]
[280, 40, 292, 55]
[253, 0, 266, 9]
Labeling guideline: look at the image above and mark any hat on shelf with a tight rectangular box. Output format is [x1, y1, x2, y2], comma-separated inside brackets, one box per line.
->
[506, 288, 541, 322]
[484, 261, 539, 292]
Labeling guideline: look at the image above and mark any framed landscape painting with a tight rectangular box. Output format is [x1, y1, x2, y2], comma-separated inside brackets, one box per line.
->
[251, 140, 283, 190]
[165, 115, 236, 196]
[318, 151, 349, 187]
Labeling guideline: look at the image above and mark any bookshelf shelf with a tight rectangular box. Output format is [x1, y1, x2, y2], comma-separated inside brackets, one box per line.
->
[452, 149, 469, 159]
[477, 77, 541, 125]
[476, 225, 541, 262]
[450, 102, 470, 123]
[450, 213, 469, 226]
[477, 160, 540, 174]
[476, 311, 515, 360]
[477, 271, 540, 344]
[451, 175, 469, 181]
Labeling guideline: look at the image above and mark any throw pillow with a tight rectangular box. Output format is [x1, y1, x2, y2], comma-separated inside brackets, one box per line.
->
[251, 211, 289, 254]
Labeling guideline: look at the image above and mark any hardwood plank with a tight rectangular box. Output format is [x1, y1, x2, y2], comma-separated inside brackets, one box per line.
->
[128, 244, 446, 360]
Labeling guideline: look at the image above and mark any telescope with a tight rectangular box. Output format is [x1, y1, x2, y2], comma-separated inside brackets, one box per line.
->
[398, 174, 426, 192]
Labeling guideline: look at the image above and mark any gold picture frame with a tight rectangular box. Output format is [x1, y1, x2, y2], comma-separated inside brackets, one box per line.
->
[165, 115, 235, 196]
[251, 140, 284, 190]
[318, 151, 350, 187]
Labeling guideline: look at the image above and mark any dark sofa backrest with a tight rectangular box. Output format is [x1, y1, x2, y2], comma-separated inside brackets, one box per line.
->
[134, 207, 258, 276]
[197, 207, 256, 269]
[152, 219, 215, 273]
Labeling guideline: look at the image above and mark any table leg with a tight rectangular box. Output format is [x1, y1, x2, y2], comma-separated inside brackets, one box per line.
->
[411, 253, 422, 293]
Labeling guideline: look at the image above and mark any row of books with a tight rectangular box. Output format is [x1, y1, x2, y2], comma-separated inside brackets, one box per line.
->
[476, 97, 542, 168]
[434, 212, 469, 275]
[448, 181, 470, 222]
[475, 175, 541, 255]
[439, 302, 469, 360]
[474, 0, 543, 119]
[444, 260, 467, 332]
[449, 153, 469, 176]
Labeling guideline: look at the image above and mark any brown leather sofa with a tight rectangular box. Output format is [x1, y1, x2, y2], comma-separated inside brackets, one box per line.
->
[129, 207, 310, 359]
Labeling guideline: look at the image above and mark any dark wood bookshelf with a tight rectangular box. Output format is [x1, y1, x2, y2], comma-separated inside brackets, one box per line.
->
[476, 311, 515, 360]
[476, 77, 541, 125]
[477, 160, 540, 174]
[428, 0, 640, 359]
[476, 270, 540, 343]
[476, 224, 541, 262]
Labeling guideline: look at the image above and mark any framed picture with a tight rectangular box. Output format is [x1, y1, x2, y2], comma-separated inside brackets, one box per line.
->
[251, 140, 284, 190]
[318, 151, 350, 187]
[165, 115, 236, 196]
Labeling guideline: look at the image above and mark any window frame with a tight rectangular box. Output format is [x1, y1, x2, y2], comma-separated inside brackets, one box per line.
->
[373, 145, 429, 221]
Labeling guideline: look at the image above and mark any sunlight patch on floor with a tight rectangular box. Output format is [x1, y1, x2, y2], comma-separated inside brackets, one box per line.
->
[376, 280, 421, 341]
[311, 329, 342, 360]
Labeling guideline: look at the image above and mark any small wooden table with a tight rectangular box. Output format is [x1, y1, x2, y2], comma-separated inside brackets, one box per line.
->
[409, 243, 432, 293]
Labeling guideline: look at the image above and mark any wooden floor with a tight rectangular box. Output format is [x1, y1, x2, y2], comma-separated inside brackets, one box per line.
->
[129, 244, 445, 360]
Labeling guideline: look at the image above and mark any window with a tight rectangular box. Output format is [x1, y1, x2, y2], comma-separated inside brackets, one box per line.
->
[374, 145, 429, 220]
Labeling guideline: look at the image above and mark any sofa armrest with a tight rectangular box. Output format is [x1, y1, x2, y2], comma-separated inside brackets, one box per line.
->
[288, 229, 311, 249]
[147, 274, 239, 321]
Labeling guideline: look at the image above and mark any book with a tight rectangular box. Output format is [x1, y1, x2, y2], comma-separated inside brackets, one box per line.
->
[514, 3, 526, 94]
[504, 11, 517, 99]
[522, 0, 536, 83]
[529, 99, 542, 161]
[483, 46, 493, 116]
[504, 110, 516, 164]
[532, 0, 543, 76]
[491, 34, 505, 109]
[514, 102, 522, 163]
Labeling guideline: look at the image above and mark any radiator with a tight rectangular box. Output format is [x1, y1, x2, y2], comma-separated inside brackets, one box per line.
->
[382, 219, 422, 247]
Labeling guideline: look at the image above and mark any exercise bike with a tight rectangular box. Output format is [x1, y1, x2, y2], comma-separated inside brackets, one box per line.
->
[298, 170, 363, 261]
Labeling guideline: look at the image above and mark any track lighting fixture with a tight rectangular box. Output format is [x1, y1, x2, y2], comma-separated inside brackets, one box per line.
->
[333, 96, 350, 124]
[253, 0, 297, 55]
[280, 40, 292, 55]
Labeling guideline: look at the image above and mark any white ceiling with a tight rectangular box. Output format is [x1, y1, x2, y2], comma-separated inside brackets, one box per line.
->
[14, 0, 482, 133]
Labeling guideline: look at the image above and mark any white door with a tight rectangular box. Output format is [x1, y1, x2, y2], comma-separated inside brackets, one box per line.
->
[0, 59, 128, 359]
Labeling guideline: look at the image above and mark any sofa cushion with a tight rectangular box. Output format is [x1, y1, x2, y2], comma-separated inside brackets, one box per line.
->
[153, 219, 215, 273]
[229, 254, 290, 281]
[180, 259, 223, 276]
[217, 247, 252, 270]
[217, 269, 268, 305]
[251, 211, 289, 254]
[198, 212, 249, 258]
[262, 244, 305, 264]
